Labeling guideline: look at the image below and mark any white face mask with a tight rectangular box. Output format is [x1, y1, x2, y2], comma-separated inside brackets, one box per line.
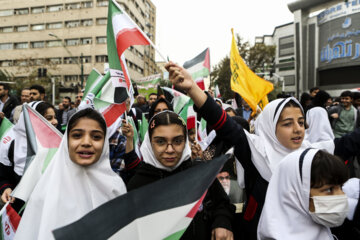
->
[309, 194, 349, 228]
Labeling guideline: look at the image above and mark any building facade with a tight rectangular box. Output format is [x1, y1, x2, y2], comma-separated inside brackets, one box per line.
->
[0, 0, 158, 97]
[258, 0, 360, 97]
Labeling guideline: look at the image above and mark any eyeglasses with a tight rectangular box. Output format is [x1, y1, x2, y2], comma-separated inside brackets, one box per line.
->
[152, 136, 185, 151]
[218, 176, 230, 181]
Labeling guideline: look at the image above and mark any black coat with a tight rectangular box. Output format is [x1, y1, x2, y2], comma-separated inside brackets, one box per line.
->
[127, 159, 235, 240]
[1, 95, 19, 123]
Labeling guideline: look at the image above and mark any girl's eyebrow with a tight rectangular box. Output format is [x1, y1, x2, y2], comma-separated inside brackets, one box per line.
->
[280, 116, 305, 122]
[153, 135, 184, 139]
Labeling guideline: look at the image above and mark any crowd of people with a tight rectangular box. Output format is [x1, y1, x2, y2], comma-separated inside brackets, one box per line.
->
[0, 61, 360, 239]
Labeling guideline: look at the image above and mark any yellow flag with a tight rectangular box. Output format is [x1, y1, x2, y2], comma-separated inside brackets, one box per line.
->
[230, 29, 273, 112]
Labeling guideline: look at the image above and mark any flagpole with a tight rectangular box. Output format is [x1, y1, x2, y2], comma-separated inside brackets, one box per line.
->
[111, 0, 167, 62]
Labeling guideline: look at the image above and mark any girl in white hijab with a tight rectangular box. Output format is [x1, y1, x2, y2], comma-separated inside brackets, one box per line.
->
[305, 106, 334, 143]
[258, 148, 348, 240]
[14, 108, 127, 240]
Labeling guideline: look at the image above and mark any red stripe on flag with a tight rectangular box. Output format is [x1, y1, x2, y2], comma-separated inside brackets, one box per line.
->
[186, 191, 207, 218]
[187, 116, 196, 130]
[195, 79, 205, 90]
[102, 103, 127, 127]
[28, 110, 62, 148]
[6, 204, 21, 230]
[203, 48, 210, 71]
[116, 28, 150, 59]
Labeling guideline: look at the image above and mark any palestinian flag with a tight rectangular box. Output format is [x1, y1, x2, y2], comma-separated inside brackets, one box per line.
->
[179, 100, 196, 130]
[82, 69, 107, 101]
[183, 48, 210, 90]
[11, 104, 63, 202]
[107, 0, 151, 104]
[53, 155, 229, 240]
[0, 118, 15, 166]
[139, 113, 148, 142]
[161, 87, 190, 114]
[0, 202, 20, 240]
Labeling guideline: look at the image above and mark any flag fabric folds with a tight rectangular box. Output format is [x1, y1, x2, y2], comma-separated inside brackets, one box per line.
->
[161, 87, 190, 114]
[0, 118, 15, 166]
[215, 85, 221, 98]
[0, 203, 21, 240]
[230, 29, 273, 112]
[139, 113, 148, 143]
[183, 48, 211, 90]
[179, 100, 196, 130]
[11, 104, 63, 202]
[53, 155, 229, 240]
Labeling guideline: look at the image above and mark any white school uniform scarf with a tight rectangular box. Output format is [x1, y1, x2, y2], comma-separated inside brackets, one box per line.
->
[141, 131, 191, 172]
[342, 178, 360, 221]
[306, 107, 334, 143]
[257, 148, 333, 240]
[14, 114, 127, 240]
[244, 97, 334, 182]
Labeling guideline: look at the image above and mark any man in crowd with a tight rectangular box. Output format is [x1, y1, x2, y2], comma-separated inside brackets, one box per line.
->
[0, 83, 19, 123]
[57, 96, 76, 127]
[74, 91, 84, 109]
[309, 87, 320, 98]
[148, 93, 157, 108]
[353, 91, 360, 110]
[29, 85, 45, 101]
[12, 88, 31, 123]
[329, 90, 360, 138]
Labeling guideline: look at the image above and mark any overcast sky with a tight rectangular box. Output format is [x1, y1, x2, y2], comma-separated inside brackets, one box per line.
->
[151, 0, 294, 68]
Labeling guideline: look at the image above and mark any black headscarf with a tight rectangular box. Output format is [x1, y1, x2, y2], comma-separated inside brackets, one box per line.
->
[148, 98, 173, 120]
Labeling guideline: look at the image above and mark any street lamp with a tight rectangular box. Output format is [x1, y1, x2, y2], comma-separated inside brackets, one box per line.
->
[48, 33, 84, 89]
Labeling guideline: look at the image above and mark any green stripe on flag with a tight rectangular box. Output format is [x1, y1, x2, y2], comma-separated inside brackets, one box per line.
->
[83, 69, 103, 98]
[0, 117, 13, 139]
[41, 148, 58, 173]
[163, 229, 187, 240]
[107, 1, 123, 70]
[190, 68, 210, 80]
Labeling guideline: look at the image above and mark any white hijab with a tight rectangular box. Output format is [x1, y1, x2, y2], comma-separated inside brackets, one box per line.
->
[306, 107, 334, 143]
[14, 112, 127, 240]
[258, 148, 333, 240]
[342, 178, 360, 221]
[244, 97, 334, 182]
[141, 131, 191, 172]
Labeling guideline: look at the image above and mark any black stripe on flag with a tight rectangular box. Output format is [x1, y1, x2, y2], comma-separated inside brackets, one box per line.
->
[53, 155, 229, 240]
[114, 87, 129, 103]
[183, 48, 208, 69]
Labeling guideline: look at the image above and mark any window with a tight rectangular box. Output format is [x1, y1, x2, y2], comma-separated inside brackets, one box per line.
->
[14, 60, 28, 66]
[64, 75, 78, 82]
[65, 20, 80, 28]
[96, 36, 106, 44]
[279, 35, 294, 57]
[96, 18, 107, 25]
[46, 40, 62, 47]
[0, 9, 13, 17]
[64, 57, 79, 64]
[0, 27, 13, 33]
[14, 8, 29, 15]
[82, 1, 93, 8]
[47, 58, 62, 64]
[31, 41, 45, 48]
[95, 55, 108, 63]
[15, 25, 28, 32]
[81, 19, 93, 26]
[31, 6, 45, 14]
[47, 5, 63, 12]
[65, 3, 81, 10]
[0, 60, 12, 67]
[31, 24, 45, 31]
[0, 43, 12, 50]
[80, 38, 92, 45]
[81, 56, 91, 63]
[65, 39, 80, 46]
[14, 42, 28, 49]
[97, 0, 108, 7]
[33, 59, 44, 66]
[47, 22, 62, 29]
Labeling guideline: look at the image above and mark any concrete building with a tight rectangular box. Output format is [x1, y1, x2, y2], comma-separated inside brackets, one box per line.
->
[0, 0, 158, 99]
[257, 0, 360, 97]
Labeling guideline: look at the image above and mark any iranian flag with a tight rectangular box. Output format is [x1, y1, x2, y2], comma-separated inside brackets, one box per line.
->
[161, 87, 190, 114]
[0, 202, 20, 240]
[179, 100, 196, 130]
[11, 104, 63, 202]
[215, 85, 221, 98]
[127, 116, 141, 160]
[0, 118, 15, 166]
[107, 0, 151, 104]
[183, 48, 210, 90]
[53, 155, 229, 240]
[139, 113, 148, 142]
